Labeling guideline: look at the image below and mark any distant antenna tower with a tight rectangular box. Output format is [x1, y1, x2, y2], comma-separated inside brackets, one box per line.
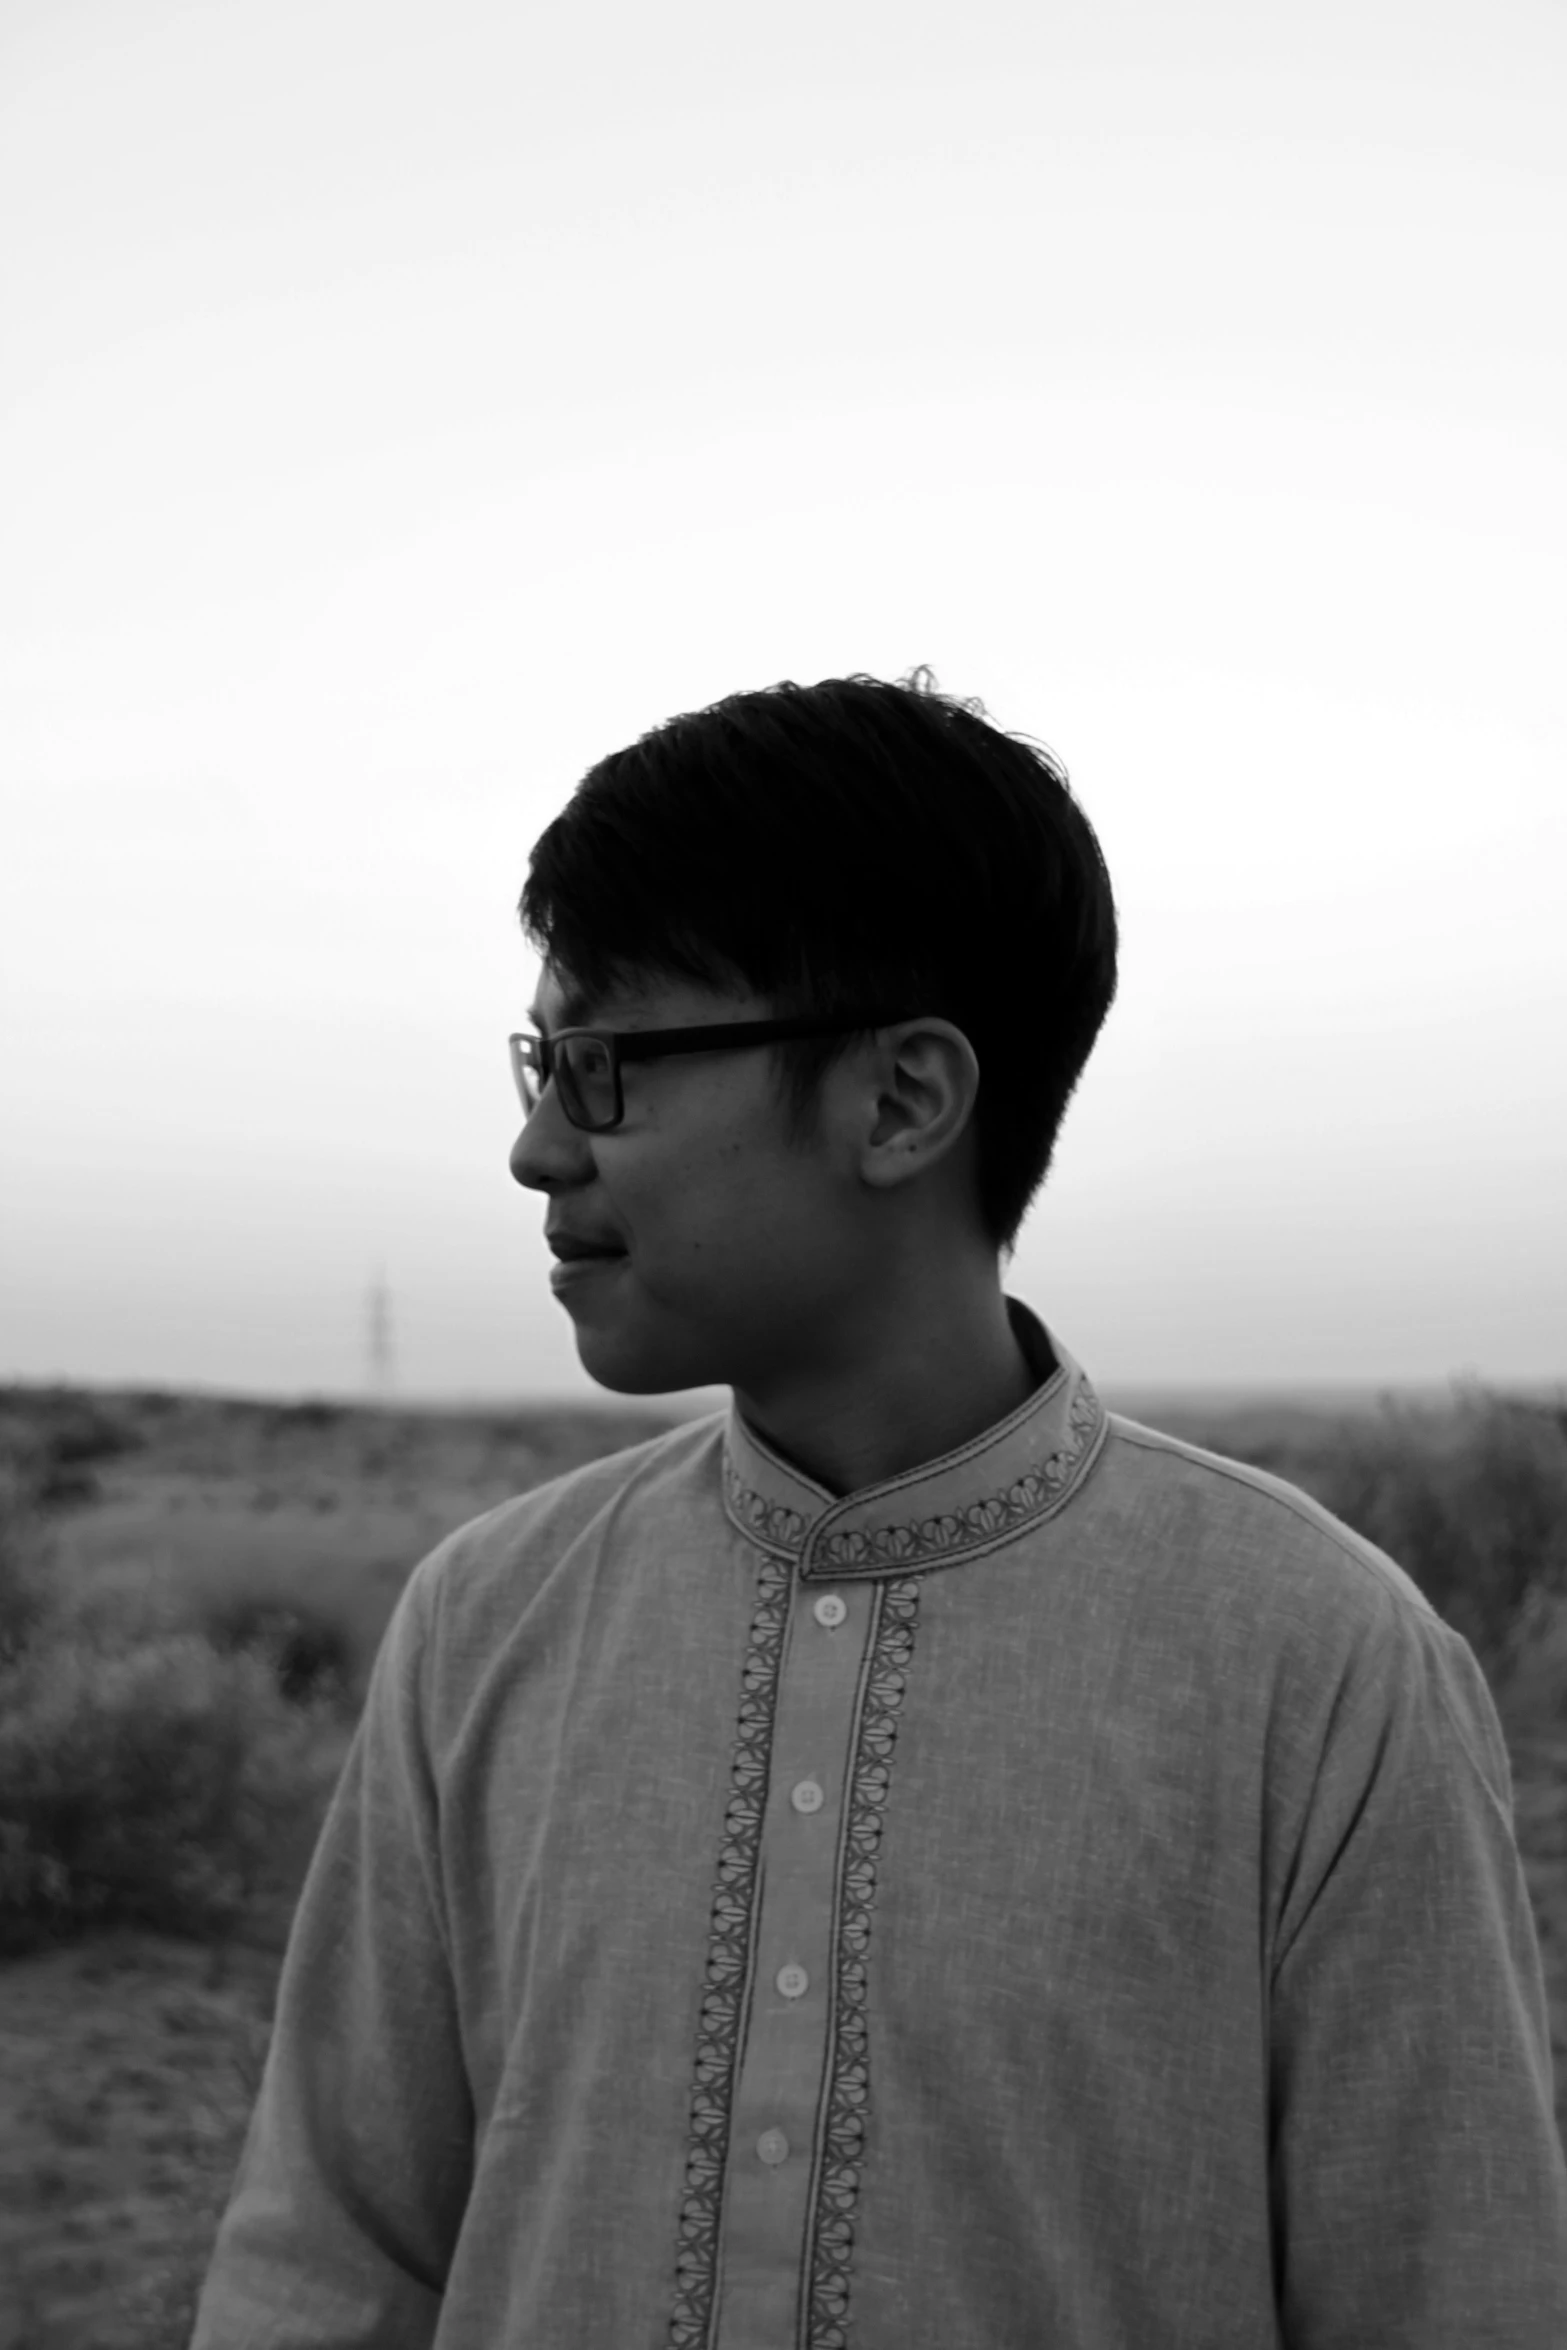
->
[366, 1267, 397, 1402]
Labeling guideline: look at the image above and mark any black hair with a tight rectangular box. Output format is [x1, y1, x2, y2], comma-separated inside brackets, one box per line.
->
[517, 666, 1118, 1261]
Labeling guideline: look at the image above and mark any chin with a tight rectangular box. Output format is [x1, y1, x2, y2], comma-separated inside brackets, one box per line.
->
[568, 1314, 729, 1399]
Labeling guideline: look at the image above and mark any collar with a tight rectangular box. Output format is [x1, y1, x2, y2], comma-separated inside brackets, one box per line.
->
[721, 1297, 1108, 1582]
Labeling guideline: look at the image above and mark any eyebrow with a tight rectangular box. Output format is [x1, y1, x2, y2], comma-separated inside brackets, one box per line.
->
[526, 987, 602, 1033]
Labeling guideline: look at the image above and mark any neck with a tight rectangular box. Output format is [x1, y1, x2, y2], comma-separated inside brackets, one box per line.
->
[733, 1275, 1045, 1499]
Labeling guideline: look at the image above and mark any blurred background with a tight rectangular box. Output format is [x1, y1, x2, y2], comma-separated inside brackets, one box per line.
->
[4, 0, 1564, 1408]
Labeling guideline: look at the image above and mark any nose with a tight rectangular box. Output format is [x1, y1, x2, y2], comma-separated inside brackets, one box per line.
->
[509, 1084, 593, 1192]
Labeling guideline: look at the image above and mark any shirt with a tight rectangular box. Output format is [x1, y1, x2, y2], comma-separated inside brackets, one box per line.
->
[191, 1298, 1567, 2349]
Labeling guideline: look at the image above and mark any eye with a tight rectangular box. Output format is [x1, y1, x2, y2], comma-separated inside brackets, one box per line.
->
[560, 1034, 618, 1124]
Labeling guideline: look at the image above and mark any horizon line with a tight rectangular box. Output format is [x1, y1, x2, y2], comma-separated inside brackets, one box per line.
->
[4, 1372, 1564, 1417]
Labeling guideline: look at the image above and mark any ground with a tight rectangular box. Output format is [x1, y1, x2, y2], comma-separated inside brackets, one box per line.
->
[0, 1928, 280, 2350]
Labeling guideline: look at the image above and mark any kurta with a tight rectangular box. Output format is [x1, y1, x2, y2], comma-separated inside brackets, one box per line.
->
[192, 1301, 1567, 2348]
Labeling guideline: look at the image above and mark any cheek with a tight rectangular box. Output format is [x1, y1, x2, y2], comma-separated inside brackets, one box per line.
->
[610, 1074, 816, 1250]
[635, 1142, 796, 1258]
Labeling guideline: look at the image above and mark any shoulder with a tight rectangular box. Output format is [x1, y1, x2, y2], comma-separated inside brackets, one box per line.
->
[1092, 1408, 1439, 1628]
[1085, 1410, 1473, 1728]
[1090, 1411, 1509, 1795]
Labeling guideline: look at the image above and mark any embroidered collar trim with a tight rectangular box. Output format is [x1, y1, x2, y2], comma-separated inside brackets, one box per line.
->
[721, 1300, 1107, 1580]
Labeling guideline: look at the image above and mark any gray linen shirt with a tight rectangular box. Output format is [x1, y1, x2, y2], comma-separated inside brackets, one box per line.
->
[192, 1300, 1567, 2348]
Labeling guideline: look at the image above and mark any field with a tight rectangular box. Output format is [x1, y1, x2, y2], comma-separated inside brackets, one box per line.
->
[1, 1377, 1564, 2348]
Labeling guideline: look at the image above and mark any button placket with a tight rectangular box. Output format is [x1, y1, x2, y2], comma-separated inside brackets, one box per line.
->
[717, 1566, 867, 2337]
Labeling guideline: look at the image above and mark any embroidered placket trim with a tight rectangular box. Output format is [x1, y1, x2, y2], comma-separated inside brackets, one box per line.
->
[668, 1551, 793, 2348]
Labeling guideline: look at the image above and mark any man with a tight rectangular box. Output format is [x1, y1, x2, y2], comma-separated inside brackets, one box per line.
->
[193, 669, 1567, 2346]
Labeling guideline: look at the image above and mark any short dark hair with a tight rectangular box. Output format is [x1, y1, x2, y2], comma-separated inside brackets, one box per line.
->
[517, 667, 1118, 1260]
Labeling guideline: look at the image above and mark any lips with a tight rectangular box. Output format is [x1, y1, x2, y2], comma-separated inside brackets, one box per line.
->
[548, 1246, 627, 1297]
[547, 1235, 627, 1262]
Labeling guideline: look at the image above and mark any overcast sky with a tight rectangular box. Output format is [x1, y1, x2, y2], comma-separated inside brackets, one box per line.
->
[4, 0, 1564, 1405]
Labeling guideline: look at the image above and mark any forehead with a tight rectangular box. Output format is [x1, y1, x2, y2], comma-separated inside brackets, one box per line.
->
[529, 964, 769, 1031]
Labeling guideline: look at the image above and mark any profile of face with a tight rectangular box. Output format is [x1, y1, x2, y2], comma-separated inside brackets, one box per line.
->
[508, 965, 980, 1400]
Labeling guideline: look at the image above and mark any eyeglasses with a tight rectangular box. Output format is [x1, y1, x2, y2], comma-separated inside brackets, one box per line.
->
[507, 1010, 922, 1133]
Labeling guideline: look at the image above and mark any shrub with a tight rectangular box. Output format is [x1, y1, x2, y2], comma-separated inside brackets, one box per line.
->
[0, 1454, 55, 1665]
[0, 1625, 337, 1957]
[197, 1590, 358, 1710]
[0, 1390, 144, 1506]
[275, 1400, 346, 1431]
[36, 1398, 141, 1467]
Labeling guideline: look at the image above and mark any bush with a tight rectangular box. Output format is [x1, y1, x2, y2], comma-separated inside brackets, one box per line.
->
[1305, 1387, 1567, 1688]
[197, 1590, 358, 1709]
[0, 1455, 55, 1665]
[36, 1398, 141, 1467]
[275, 1399, 346, 1431]
[0, 1390, 144, 1507]
[0, 1624, 337, 1957]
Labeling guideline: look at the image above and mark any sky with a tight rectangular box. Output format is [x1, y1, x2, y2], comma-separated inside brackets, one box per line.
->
[3, 0, 1564, 1407]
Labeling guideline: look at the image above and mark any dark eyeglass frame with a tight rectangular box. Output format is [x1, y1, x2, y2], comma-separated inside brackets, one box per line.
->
[507, 1010, 923, 1133]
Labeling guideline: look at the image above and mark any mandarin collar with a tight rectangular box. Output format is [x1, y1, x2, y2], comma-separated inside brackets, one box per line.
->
[721, 1297, 1107, 1582]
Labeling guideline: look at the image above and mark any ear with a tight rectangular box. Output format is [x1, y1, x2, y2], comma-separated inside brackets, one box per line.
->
[856, 1019, 980, 1194]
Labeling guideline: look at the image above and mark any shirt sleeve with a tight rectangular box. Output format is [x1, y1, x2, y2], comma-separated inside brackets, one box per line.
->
[190, 1543, 474, 2350]
[1268, 1594, 1567, 2346]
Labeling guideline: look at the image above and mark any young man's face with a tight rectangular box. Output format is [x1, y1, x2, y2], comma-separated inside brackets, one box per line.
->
[509, 965, 883, 1398]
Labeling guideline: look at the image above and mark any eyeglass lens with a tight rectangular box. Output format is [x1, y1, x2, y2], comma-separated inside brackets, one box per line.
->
[560, 1036, 615, 1125]
[521, 1034, 617, 1128]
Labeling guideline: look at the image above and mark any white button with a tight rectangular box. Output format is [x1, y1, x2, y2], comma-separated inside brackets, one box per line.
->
[813, 1594, 847, 1629]
[776, 1962, 808, 1999]
[757, 2128, 789, 2166]
[791, 1779, 824, 1814]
